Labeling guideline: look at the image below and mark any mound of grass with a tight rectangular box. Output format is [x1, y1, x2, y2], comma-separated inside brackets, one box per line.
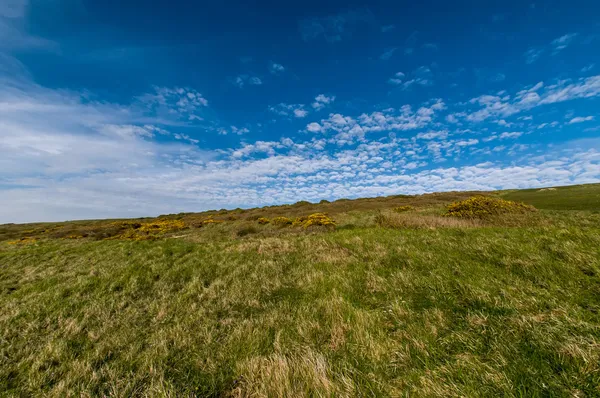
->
[445, 196, 536, 219]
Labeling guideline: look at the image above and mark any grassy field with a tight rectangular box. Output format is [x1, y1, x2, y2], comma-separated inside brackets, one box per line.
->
[500, 183, 600, 210]
[1, 184, 599, 397]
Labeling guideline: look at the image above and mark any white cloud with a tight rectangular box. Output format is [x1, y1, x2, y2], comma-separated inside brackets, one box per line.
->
[388, 71, 405, 85]
[380, 47, 397, 61]
[524, 33, 578, 64]
[524, 48, 543, 64]
[233, 75, 263, 88]
[306, 122, 322, 132]
[0, 0, 57, 51]
[552, 33, 578, 54]
[499, 131, 523, 139]
[455, 139, 479, 147]
[136, 86, 208, 123]
[306, 99, 446, 146]
[394, 66, 434, 90]
[0, 84, 209, 182]
[416, 130, 448, 140]
[269, 103, 308, 118]
[582, 64, 595, 73]
[445, 114, 459, 123]
[218, 126, 250, 135]
[294, 108, 308, 118]
[568, 116, 594, 124]
[459, 75, 600, 122]
[269, 62, 285, 74]
[312, 94, 335, 110]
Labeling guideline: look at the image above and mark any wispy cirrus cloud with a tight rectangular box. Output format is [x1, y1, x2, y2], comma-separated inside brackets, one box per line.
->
[524, 48, 544, 64]
[381, 24, 395, 33]
[455, 75, 600, 122]
[524, 32, 578, 64]
[552, 33, 578, 54]
[569, 116, 594, 124]
[0, 0, 57, 51]
[379, 47, 398, 61]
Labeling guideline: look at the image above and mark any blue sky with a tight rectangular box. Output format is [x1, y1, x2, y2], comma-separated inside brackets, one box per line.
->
[1, 0, 599, 222]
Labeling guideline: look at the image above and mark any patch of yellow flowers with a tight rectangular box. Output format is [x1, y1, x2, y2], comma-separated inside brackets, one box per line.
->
[200, 218, 224, 226]
[109, 219, 187, 240]
[7, 237, 37, 245]
[271, 216, 293, 226]
[261, 213, 335, 229]
[294, 213, 336, 228]
[445, 196, 536, 218]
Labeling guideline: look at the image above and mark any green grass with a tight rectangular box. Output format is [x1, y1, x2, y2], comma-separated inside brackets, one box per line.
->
[499, 183, 600, 210]
[1, 184, 600, 397]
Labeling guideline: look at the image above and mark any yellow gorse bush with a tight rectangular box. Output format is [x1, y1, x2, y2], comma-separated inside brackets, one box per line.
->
[257, 217, 270, 225]
[393, 205, 415, 213]
[108, 219, 187, 240]
[200, 218, 224, 226]
[271, 216, 293, 226]
[7, 237, 37, 245]
[292, 213, 336, 229]
[445, 196, 536, 218]
[139, 220, 186, 233]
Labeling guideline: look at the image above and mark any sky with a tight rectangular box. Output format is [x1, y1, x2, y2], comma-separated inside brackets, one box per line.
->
[1, 0, 600, 223]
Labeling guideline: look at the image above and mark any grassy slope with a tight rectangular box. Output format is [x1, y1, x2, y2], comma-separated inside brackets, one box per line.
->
[1, 185, 600, 397]
[499, 183, 600, 210]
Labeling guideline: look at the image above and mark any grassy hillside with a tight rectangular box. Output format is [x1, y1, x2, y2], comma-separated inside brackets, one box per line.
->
[1, 185, 599, 397]
[499, 183, 600, 210]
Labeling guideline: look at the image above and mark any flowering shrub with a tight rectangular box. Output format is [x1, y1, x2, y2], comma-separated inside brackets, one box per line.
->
[107, 219, 187, 240]
[139, 220, 186, 233]
[393, 205, 415, 213]
[7, 237, 37, 245]
[201, 218, 224, 226]
[257, 217, 270, 225]
[445, 196, 535, 218]
[292, 213, 336, 229]
[271, 217, 293, 226]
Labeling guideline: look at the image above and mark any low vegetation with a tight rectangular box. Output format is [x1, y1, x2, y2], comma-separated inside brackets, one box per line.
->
[392, 205, 415, 213]
[1, 183, 599, 396]
[445, 195, 536, 219]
